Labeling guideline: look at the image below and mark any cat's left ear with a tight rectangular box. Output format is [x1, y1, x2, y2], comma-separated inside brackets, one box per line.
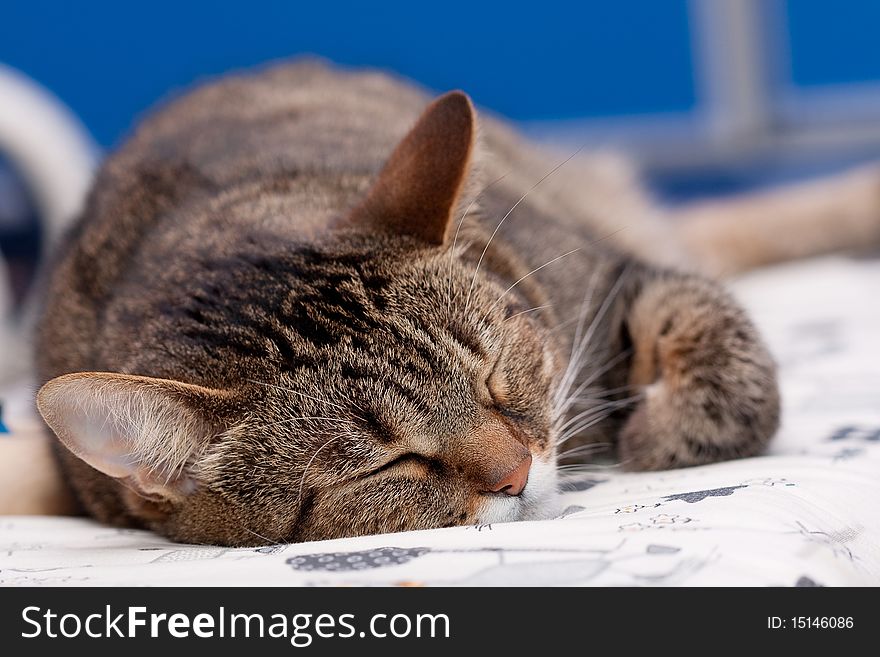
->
[347, 90, 476, 246]
[36, 372, 230, 502]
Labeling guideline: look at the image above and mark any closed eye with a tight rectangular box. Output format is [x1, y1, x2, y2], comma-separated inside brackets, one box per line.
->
[486, 358, 509, 406]
[364, 453, 429, 478]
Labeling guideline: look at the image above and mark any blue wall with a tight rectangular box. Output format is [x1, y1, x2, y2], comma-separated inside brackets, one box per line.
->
[1, 0, 697, 147]
[785, 0, 880, 88]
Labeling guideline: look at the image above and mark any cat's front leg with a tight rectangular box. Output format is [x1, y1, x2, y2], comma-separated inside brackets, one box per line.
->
[618, 272, 780, 470]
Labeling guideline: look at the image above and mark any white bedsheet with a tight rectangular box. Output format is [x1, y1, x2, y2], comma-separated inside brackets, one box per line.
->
[2, 256, 879, 586]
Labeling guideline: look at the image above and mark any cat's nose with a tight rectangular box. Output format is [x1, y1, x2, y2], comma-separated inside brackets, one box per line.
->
[487, 454, 532, 496]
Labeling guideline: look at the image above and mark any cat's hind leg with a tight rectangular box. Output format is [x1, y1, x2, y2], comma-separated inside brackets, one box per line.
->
[674, 164, 880, 276]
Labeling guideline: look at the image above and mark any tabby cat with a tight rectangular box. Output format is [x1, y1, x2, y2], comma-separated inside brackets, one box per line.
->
[34, 60, 880, 545]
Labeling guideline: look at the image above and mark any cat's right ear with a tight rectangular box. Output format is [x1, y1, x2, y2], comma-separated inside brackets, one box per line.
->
[36, 372, 230, 502]
[345, 90, 477, 246]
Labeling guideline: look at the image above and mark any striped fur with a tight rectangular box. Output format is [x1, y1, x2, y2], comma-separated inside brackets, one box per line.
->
[34, 60, 873, 545]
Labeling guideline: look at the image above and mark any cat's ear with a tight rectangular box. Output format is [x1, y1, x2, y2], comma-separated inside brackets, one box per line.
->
[36, 372, 229, 502]
[348, 90, 476, 245]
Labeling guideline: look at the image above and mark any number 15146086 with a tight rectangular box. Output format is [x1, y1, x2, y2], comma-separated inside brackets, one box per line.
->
[768, 617, 854, 629]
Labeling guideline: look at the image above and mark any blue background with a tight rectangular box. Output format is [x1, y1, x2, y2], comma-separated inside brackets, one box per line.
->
[5, 1, 880, 148]
[5, 0, 697, 147]
[3, 1, 880, 302]
[786, 1, 880, 88]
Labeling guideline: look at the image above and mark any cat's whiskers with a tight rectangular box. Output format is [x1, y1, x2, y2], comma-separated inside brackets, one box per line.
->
[553, 346, 625, 422]
[463, 146, 585, 318]
[560, 451, 638, 474]
[554, 397, 641, 448]
[248, 379, 366, 422]
[556, 349, 634, 419]
[503, 303, 553, 323]
[295, 433, 346, 509]
[443, 239, 475, 329]
[556, 441, 613, 459]
[561, 250, 611, 355]
[478, 248, 580, 325]
[323, 386, 370, 417]
[554, 397, 641, 449]
[556, 399, 622, 436]
[562, 385, 639, 415]
[557, 461, 626, 474]
[544, 227, 628, 399]
[260, 415, 352, 430]
[566, 382, 639, 402]
[555, 394, 641, 437]
[556, 463, 614, 472]
[446, 173, 509, 324]
[554, 264, 632, 412]
[555, 422, 607, 449]
[553, 397, 642, 450]
[242, 526, 283, 547]
[553, 267, 604, 408]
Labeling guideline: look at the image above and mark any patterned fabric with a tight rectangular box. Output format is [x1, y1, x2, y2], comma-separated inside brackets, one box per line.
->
[2, 255, 879, 586]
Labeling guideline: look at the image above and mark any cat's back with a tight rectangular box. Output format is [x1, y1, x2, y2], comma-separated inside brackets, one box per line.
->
[60, 58, 666, 268]
[37, 61, 446, 377]
[87, 57, 655, 238]
[37, 59, 665, 379]
[121, 59, 435, 186]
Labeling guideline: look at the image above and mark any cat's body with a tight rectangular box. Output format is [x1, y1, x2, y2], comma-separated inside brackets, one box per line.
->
[33, 60, 880, 545]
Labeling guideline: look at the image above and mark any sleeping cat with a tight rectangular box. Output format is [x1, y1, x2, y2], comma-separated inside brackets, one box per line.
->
[34, 60, 880, 545]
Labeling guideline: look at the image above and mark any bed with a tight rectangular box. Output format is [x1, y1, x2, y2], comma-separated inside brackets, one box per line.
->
[2, 255, 879, 586]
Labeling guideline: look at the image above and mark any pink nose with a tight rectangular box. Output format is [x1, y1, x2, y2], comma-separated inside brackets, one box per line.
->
[488, 454, 532, 496]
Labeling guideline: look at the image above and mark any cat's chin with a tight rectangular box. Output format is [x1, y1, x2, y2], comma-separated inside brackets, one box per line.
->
[473, 455, 561, 524]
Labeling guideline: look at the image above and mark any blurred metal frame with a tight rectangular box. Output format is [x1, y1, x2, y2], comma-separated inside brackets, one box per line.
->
[0, 65, 97, 251]
[0, 65, 97, 383]
[527, 0, 880, 176]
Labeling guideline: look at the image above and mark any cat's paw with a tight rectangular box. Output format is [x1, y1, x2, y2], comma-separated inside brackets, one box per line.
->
[620, 276, 781, 471]
[618, 392, 678, 471]
[617, 382, 749, 471]
[618, 373, 778, 472]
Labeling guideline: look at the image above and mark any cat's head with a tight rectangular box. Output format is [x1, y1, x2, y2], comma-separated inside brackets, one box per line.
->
[37, 91, 564, 545]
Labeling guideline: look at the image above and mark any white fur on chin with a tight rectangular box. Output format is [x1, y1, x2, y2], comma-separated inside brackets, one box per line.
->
[474, 454, 561, 525]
